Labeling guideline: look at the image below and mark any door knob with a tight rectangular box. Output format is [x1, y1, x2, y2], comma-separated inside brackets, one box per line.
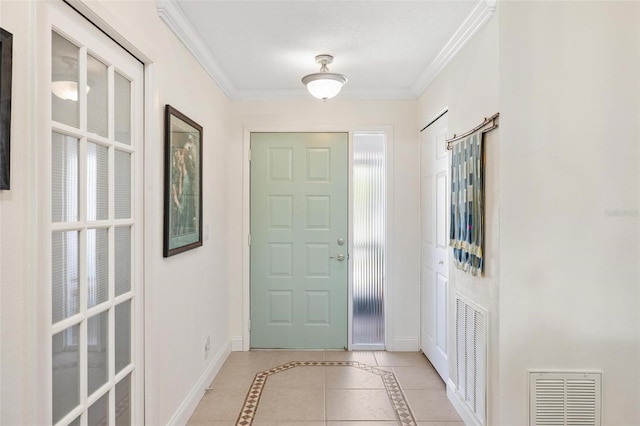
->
[330, 253, 345, 262]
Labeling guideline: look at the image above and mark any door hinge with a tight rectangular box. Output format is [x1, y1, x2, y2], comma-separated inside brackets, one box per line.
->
[248, 149, 251, 162]
[248, 234, 251, 246]
[248, 318, 251, 331]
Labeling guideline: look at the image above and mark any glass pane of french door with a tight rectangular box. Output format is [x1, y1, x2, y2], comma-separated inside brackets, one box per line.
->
[50, 12, 142, 425]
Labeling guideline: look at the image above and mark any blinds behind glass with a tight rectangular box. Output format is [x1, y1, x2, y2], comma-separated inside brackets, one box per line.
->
[51, 25, 139, 425]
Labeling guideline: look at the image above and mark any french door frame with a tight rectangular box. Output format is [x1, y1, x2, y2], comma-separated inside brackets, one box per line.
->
[241, 125, 395, 351]
[32, 1, 154, 424]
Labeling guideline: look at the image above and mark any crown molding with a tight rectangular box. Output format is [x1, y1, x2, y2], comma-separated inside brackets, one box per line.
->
[410, 0, 497, 98]
[156, 0, 238, 100]
[157, 0, 496, 101]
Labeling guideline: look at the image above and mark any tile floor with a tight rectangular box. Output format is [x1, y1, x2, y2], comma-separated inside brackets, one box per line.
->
[187, 350, 464, 426]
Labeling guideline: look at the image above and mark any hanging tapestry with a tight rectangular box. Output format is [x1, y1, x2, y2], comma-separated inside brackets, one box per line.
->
[450, 131, 484, 276]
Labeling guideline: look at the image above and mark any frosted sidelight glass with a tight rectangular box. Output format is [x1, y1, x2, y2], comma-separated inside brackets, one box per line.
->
[52, 133, 79, 223]
[115, 300, 131, 374]
[52, 231, 79, 323]
[52, 324, 80, 424]
[87, 228, 108, 308]
[88, 392, 109, 426]
[87, 142, 109, 221]
[87, 54, 108, 137]
[114, 150, 131, 219]
[115, 374, 132, 426]
[352, 133, 386, 346]
[115, 226, 131, 296]
[52, 32, 79, 128]
[114, 72, 131, 145]
[87, 311, 108, 395]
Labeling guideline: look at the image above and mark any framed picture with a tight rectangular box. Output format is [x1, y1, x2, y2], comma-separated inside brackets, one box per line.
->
[163, 105, 203, 257]
[0, 28, 13, 190]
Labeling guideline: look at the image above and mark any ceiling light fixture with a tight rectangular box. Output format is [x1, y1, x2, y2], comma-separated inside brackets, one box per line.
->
[301, 54, 347, 101]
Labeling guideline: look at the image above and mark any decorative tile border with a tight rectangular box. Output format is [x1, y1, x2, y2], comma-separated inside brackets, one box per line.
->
[235, 360, 417, 426]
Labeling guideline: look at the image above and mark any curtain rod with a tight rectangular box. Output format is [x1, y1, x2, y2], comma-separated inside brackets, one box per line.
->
[446, 112, 500, 150]
[419, 108, 448, 132]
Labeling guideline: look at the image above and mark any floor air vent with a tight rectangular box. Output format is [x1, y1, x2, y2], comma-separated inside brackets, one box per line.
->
[529, 371, 601, 426]
[454, 295, 487, 425]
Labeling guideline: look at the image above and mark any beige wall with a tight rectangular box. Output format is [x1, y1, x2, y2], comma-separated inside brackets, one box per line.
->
[0, 1, 232, 424]
[420, 2, 639, 425]
[499, 2, 640, 424]
[417, 11, 501, 424]
[228, 99, 422, 351]
[1, 0, 638, 425]
[0, 2, 38, 423]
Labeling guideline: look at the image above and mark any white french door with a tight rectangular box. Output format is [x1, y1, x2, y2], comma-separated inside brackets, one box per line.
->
[420, 114, 450, 382]
[49, 4, 144, 425]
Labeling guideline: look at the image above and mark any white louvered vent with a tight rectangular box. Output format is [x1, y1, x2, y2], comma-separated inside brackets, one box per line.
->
[454, 295, 487, 424]
[529, 372, 601, 426]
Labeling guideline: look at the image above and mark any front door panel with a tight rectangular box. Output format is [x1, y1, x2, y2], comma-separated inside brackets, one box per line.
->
[251, 133, 348, 348]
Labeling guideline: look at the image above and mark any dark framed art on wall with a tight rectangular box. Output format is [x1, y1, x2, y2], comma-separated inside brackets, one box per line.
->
[163, 105, 203, 257]
[0, 27, 13, 190]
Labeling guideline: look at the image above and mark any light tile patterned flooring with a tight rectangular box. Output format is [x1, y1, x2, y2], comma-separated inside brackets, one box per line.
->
[187, 350, 464, 426]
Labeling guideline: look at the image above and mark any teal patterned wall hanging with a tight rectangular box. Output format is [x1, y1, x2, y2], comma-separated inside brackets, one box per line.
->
[450, 132, 484, 276]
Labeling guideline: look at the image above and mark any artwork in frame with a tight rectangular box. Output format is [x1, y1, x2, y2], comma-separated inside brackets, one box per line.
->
[0, 28, 13, 190]
[163, 105, 203, 257]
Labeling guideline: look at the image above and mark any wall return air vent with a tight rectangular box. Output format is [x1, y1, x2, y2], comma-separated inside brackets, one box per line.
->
[529, 371, 602, 426]
[454, 295, 487, 425]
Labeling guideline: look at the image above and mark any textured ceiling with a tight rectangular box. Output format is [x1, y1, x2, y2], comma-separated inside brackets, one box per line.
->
[161, 0, 491, 100]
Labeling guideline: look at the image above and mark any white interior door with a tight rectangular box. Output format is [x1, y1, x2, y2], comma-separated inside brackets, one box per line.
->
[420, 114, 449, 381]
[49, 4, 144, 425]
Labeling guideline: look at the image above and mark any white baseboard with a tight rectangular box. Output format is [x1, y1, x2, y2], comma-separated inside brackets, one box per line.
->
[351, 344, 385, 351]
[231, 336, 244, 352]
[392, 338, 420, 352]
[447, 378, 483, 426]
[167, 341, 231, 426]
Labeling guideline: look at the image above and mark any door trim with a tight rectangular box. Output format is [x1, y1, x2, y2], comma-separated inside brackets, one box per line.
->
[45, 1, 158, 423]
[43, 2, 146, 424]
[241, 125, 395, 351]
[63, 3, 158, 422]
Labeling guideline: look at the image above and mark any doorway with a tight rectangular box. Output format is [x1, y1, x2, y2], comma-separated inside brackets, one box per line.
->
[246, 130, 390, 351]
[420, 112, 450, 381]
[49, 4, 144, 425]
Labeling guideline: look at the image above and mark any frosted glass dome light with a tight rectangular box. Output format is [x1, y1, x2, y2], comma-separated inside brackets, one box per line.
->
[302, 55, 347, 101]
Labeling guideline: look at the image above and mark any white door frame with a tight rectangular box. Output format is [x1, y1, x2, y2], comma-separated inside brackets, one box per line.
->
[36, 1, 161, 424]
[44, 2, 145, 424]
[55, 2, 162, 422]
[241, 125, 395, 351]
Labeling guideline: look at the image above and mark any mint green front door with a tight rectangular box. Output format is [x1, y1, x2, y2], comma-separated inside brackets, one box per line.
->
[251, 133, 348, 349]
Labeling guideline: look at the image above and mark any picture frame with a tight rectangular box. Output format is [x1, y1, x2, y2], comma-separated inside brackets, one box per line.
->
[0, 28, 13, 190]
[163, 105, 203, 257]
